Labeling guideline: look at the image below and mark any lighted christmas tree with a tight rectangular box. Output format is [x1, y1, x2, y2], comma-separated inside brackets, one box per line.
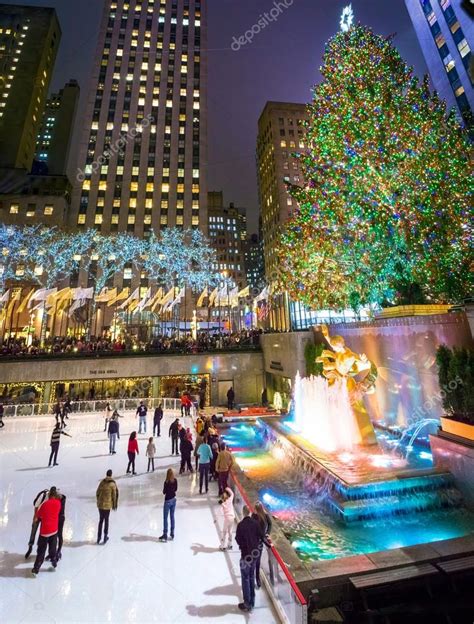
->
[277, 24, 473, 310]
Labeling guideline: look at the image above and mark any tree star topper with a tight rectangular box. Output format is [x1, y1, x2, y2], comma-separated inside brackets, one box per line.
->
[340, 4, 354, 32]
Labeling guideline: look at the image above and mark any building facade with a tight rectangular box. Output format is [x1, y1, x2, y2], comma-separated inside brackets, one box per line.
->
[256, 101, 308, 331]
[70, 0, 208, 236]
[245, 232, 265, 293]
[404, 0, 473, 127]
[208, 191, 247, 289]
[35, 79, 80, 176]
[0, 5, 60, 172]
[256, 101, 308, 283]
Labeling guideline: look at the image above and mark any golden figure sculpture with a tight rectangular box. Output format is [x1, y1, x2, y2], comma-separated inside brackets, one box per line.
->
[316, 324, 378, 444]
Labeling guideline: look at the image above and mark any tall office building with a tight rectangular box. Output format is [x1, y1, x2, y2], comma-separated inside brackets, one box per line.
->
[256, 101, 308, 282]
[70, 0, 207, 236]
[0, 5, 61, 172]
[245, 232, 265, 292]
[404, 0, 473, 127]
[35, 79, 80, 176]
[208, 191, 247, 289]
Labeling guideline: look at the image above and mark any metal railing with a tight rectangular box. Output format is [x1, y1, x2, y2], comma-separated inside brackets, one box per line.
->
[2, 397, 198, 419]
[230, 472, 308, 624]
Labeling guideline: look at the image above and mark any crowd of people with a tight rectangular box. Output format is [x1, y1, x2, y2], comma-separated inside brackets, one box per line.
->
[28, 402, 272, 612]
[0, 329, 262, 358]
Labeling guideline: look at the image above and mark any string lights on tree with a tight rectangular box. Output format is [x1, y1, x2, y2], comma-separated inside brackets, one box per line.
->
[277, 24, 473, 311]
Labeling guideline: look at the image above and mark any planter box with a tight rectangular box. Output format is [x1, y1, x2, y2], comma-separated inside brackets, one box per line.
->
[376, 304, 451, 319]
[440, 416, 474, 442]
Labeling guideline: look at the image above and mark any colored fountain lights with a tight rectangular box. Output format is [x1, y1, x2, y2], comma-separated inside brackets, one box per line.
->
[288, 325, 420, 470]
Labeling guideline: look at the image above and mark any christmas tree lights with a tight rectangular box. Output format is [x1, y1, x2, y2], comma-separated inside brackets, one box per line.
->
[277, 24, 473, 310]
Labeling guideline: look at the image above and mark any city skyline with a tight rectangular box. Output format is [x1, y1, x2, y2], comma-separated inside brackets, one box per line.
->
[2, 0, 429, 234]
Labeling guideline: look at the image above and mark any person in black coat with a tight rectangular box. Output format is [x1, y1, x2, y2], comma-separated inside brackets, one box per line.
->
[153, 404, 163, 437]
[235, 506, 263, 612]
[227, 387, 235, 411]
[179, 436, 194, 474]
[169, 418, 180, 455]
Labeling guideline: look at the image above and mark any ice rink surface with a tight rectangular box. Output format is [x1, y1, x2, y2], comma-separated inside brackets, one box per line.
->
[0, 411, 277, 623]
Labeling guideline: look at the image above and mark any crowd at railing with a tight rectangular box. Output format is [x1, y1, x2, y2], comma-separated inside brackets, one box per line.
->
[0, 329, 263, 359]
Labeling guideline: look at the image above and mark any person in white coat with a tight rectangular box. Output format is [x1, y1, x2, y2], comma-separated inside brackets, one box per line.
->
[219, 487, 235, 551]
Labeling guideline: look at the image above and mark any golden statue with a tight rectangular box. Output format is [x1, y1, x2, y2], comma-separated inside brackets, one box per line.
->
[316, 325, 378, 445]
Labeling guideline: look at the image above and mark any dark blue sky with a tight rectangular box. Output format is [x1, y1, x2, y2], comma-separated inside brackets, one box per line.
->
[7, 0, 428, 233]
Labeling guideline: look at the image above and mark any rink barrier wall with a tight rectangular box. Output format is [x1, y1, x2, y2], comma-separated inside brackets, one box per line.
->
[1, 397, 197, 419]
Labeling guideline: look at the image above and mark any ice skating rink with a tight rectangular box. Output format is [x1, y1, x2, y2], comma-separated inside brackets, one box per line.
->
[0, 412, 277, 623]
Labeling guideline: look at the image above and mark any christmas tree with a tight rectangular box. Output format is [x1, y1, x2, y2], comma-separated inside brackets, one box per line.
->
[277, 24, 473, 310]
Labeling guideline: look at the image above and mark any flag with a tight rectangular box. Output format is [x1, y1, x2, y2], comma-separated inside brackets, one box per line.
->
[255, 286, 269, 302]
[208, 287, 218, 306]
[196, 286, 208, 308]
[29, 288, 57, 305]
[158, 287, 175, 311]
[0, 289, 10, 306]
[147, 288, 164, 311]
[238, 286, 250, 298]
[165, 287, 185, 312]
[119, 287, 139, 310]
[16, 289, 35, 315]
[95, 287, 117, 303]
[134, 288, 152, 313]
[107, 288, 130, 307]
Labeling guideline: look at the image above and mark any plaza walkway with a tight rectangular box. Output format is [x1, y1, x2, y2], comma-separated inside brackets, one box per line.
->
[0, 411, 278, 623]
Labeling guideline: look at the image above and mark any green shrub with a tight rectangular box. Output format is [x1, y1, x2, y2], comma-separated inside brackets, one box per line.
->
[304, 342, 324, 377]
[436, 345, 474, 425]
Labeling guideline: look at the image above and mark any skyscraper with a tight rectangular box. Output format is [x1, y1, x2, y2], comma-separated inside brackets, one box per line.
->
[256, 101, 308, 282]
[35, 79, 80, 176]
[0, 4, 61, 172]
[208, 191, 247, 289]
[404, 0, 473, 127]
[70, 0, 207, 236]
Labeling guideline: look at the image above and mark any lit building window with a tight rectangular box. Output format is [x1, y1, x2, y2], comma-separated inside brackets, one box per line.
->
[9, 203, 19, 214]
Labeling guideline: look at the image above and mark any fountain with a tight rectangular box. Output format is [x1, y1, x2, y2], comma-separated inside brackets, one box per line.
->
[292, 373, 362, 452]
[220, 326, 474, 565]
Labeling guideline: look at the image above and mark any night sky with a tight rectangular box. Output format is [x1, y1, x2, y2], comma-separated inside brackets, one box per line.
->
[6, 0, 428, 234]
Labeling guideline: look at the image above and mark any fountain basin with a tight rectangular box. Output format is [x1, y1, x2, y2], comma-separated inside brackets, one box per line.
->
[222, 419, 474, 562]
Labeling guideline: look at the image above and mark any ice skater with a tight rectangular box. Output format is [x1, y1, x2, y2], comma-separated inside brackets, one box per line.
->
[169, 418, 180, 455]
[126, 431, 139, 475]
[103, 402, 112, 432]
[31, 487, 62, 576]
[48, 423, 71, 467]
[179, 432, 193, 474]
[219, 487, 235, 551]
[146, 437, 156, 472]
[108, 415, 120, 454]
[159, 469, 177, 542]
[136, 400, 148, 433]
[153, 403, 163, 436]
[96, 469, 119, 544]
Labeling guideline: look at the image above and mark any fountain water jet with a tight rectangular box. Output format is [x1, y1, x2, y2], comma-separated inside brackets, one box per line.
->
[292, 372, 362, 452]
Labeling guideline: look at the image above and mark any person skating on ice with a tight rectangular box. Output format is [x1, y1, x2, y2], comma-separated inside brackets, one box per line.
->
[48, 423, 71, 467]
[146, 437, 156, 472]
[31, 487, 62, 576]
[136, 400, 148, 434]
[153, 403, 163, 436]
[159, 468, 177, 542]
[103, 401, 112, 432]
[219, 487, 235, 551]
[108, 414, 120, 454]
[169, 418, 180, 456]
[96, 469, 119, 544]
[126, 431, 139, 475]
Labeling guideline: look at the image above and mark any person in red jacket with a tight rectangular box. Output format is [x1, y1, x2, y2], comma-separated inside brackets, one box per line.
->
[126, 431, 139, 475]
[31, 487, 61, 575]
